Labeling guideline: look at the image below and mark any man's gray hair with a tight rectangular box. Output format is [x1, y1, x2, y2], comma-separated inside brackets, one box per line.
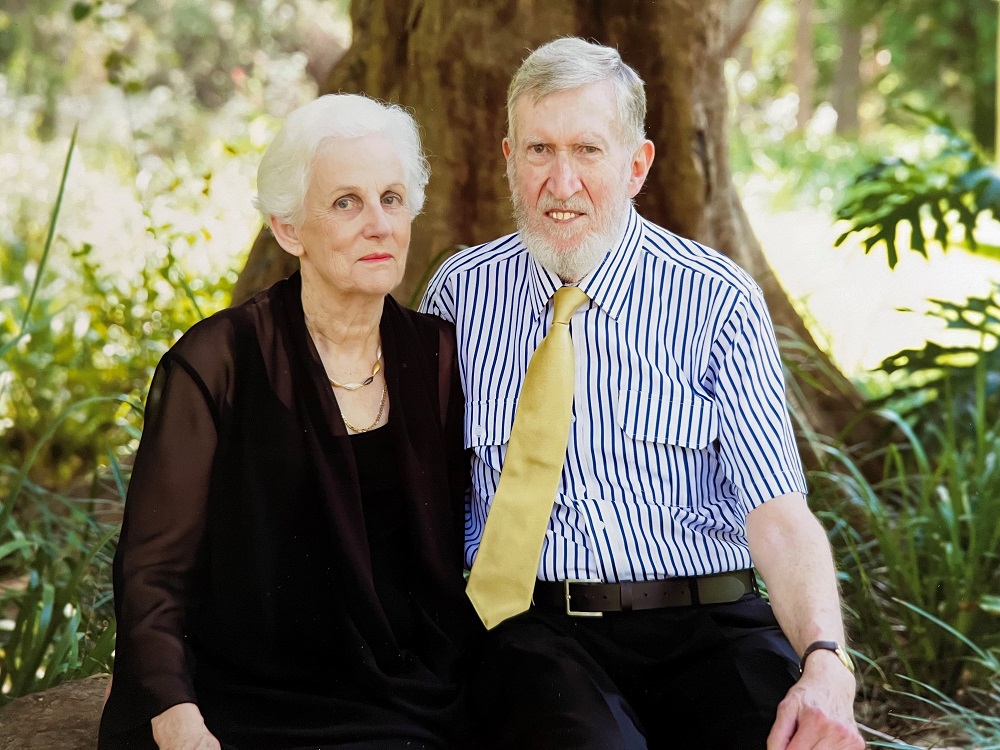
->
[255, 93, 430, 225]
[506, 37, 646, 149]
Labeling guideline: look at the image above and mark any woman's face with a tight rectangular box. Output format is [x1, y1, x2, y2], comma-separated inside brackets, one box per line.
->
[290, 134, 412, 300]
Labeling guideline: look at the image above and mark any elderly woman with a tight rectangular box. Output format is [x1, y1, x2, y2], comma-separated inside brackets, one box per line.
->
[98, 94, 475, 750]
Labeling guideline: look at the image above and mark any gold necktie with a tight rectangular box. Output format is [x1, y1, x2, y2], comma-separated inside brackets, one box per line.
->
[466, 285, 590, 629]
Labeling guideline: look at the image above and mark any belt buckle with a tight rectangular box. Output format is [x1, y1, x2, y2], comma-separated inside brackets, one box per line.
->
[565, 579, 603, 618]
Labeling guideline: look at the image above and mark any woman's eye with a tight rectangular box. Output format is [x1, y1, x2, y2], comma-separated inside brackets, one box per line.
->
[335, 197, 355, 210]
[382, 194, 402, 206]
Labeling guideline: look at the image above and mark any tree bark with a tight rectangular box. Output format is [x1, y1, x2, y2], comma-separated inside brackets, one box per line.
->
[232, 0, 876, 451]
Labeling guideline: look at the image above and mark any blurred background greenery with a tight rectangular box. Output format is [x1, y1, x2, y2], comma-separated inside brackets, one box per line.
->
[1, 0, 999, 745]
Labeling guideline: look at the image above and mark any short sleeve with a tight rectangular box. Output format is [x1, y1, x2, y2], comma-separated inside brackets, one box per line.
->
[708, 291, 807, 510]
[112, 353, 219, 718]
[419, 265, 457, 323]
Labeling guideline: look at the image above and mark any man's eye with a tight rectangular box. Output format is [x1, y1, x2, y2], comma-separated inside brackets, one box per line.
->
[582, 146, 599, 154]
[529, 144, 546, 154]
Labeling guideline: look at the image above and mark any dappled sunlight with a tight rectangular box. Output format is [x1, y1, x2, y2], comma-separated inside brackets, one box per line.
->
[747, 203, 1000, 378]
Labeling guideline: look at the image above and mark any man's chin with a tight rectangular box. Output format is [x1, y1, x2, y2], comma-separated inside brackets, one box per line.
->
[530, 233, 584, 255]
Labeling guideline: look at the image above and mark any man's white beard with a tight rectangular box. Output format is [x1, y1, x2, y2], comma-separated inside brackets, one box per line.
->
[511, 178, 631, 283]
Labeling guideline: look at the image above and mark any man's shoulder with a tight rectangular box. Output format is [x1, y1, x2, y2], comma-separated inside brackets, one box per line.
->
[638, 217, 761, 298]
[432, 231, 526, 281]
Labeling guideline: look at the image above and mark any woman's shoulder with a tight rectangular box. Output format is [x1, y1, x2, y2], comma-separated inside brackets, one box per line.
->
[167, 306, 250, 367]
[163, 278, 286, 377]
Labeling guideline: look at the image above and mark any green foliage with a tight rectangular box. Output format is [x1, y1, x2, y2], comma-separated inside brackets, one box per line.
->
[833, 110, 995, 268]
[872, 287, 1000, 443]
[0, 527, 119, 704]
[813, 334, 1000, 698]
[869, 610, 1000, 747]
[0, 423, 125, 701]
[852, 0, 998, 149]
[0, 135, 128, 701]
[1, 0, 345, 141]
[0, 128, 234, 486]
[730, 125, 876, 213]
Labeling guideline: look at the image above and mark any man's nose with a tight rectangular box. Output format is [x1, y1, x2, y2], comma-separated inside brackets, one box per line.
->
[545, 153, 582, 200]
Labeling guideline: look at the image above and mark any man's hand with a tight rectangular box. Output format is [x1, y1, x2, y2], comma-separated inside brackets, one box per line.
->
[150, 702, 221, 750]
[767, 650, 864, 749]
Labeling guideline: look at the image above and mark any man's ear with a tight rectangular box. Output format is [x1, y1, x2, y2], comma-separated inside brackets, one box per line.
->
[627, 140, 655, 199]
[268, 215, 304, 258]
[502, 137, 512, 161]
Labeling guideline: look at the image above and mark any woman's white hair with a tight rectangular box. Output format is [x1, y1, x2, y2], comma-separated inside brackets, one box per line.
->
[506, 37, 646, 149]
[255, 93, 430, 225]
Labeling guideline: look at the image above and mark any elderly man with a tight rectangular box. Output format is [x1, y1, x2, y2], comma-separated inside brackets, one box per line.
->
[422, 38, 863, 750]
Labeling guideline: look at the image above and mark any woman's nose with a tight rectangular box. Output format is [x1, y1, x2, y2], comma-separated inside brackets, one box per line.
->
[363, 202, 392, 239]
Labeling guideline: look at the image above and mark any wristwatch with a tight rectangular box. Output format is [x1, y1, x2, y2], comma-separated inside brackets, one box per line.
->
[799, 640, 855, 675]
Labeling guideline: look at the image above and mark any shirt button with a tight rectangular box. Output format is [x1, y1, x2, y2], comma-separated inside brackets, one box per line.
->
[473, 425, 486, 439]
[592, 521, 606, 532]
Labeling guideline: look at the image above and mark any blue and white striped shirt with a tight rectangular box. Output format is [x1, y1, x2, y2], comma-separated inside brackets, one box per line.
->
[420, 207, 807, 582]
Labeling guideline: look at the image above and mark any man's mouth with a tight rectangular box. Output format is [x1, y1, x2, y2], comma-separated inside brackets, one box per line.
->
[547, 211, 584, 221]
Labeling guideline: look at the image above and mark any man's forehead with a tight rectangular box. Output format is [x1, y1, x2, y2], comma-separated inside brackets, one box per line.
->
[510, 85, 619, 140]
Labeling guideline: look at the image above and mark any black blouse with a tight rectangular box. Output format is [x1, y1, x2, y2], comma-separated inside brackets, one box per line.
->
[98, 274, 476, 749]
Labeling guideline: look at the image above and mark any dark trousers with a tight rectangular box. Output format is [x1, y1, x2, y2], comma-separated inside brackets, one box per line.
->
[468, 593, 800, 750]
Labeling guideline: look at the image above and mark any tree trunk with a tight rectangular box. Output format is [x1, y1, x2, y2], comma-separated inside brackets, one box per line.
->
[832, 14, 862, 135]
[791, 0, 816, 131]
[723, 0, 765, 57]
[233, 0, 876, 451]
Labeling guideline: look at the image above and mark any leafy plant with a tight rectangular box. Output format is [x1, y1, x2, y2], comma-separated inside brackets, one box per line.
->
[868, 604, 1000, 748]
[0, 527, 119, 704]
[813, 350, 1000, 697]
[833, 109, 1000, 268]
[0, 120, 131, 702]
[871, 286, 1000, 447]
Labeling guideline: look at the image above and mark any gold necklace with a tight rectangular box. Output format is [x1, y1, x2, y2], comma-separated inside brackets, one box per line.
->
[340, 381, 388, 433]
[329, 347, 382, 391]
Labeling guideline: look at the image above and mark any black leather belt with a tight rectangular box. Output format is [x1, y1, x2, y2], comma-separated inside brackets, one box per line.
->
[532, 569, 758, 617]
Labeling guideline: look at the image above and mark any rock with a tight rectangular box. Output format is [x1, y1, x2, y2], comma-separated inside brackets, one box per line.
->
[0, 675, 110, 750]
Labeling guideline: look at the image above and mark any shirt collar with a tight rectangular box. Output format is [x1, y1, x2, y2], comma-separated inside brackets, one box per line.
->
[577, 206, 643, 321]
[525, 248, 560, 320]
[522, 205, 644, 322]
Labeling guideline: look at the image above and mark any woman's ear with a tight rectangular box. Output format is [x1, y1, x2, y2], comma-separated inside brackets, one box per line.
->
[269, 215, 304, 258]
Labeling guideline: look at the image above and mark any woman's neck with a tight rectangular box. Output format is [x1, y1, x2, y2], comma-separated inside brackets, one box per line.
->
[300, 282, 384, 365]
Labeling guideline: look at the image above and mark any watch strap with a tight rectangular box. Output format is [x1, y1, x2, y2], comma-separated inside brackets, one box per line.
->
[799, 640, 855, 675]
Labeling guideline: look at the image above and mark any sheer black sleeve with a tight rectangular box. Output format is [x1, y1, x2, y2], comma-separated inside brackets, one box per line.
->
[113, 352, 219, 718]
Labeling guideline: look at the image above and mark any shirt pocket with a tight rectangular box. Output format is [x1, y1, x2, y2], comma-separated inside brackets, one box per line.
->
[616, 389, 718, 449]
